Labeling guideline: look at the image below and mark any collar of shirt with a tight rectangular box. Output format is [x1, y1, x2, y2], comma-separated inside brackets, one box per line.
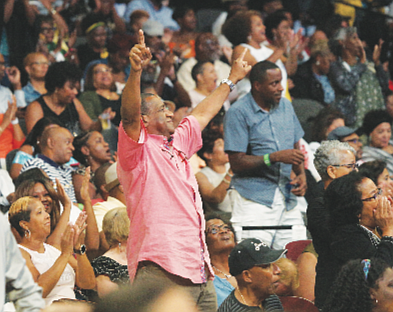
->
[37, 154, 61, 169]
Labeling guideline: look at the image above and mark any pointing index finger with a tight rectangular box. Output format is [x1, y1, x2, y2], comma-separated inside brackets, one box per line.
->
[139, 29, 145, 46]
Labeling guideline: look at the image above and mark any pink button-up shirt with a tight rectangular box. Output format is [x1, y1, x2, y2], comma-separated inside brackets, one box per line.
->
[117, 116, 214, 283]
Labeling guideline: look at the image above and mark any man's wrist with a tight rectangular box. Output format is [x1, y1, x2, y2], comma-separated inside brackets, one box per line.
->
[221, 78, 235, 91]
[263, 154, 271, 167]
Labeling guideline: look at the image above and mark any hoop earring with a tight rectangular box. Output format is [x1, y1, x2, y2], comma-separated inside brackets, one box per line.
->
[25, 229, 31, 239]
[247, 35, 251, 42]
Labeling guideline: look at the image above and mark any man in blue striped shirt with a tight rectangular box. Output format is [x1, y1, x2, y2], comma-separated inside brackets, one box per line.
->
[21, 127, 76, 203]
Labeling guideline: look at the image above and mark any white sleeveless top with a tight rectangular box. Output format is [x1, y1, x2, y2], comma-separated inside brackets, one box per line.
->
[199, 164, 232, 213]
[238, 43, 288, 98]
[19, 243, 75, 306]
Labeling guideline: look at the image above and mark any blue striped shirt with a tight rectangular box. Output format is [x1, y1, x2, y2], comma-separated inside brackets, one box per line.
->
[21, 154, 76, 203]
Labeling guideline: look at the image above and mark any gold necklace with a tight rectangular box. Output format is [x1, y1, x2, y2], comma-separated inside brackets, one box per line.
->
[237, 287, 248, 305]
[213, 265, 232, 279]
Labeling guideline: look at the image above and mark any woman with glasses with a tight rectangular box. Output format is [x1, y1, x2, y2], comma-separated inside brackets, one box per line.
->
[22, 53, 50, 106]
[359, 160, 393, 198]
[314, 171, 393, 308]
[361, 110, 393, 175]
[79, 63, 121, 128]
[323, 258, 393, 312]
[205, 215, 237, 307]
[79, 63, 120, 152]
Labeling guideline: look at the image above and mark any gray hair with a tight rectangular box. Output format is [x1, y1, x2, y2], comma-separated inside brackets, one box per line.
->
[314, 140, 356, 181]
[333, 27, 357, 41]
[141, 93, 157, 115]
[330, 27, 357, 57]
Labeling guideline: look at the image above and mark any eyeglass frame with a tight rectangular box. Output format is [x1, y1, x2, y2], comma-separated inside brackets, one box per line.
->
[361, 188, 382, 202]
[331, 163, 358, 170]
[342, 138, 360, 144]
[206, 223, 232, 235]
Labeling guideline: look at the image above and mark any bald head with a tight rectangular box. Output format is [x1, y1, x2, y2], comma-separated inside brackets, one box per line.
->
[41, 127, 75, 165]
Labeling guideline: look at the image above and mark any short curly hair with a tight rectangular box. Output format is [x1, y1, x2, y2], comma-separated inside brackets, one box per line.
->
[313, 140, 356, 181]
[361, 109, 392, 136]
[325, 171, 366, 233]
[358, 160, 387, 186]
[222, 10, 262, 46]
[45, 61, 82, 94]
[323, 258, 389, 312]
[264, 10, 288, 41]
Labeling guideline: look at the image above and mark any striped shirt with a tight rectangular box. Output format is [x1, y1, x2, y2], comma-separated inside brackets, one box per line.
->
[218, 291, 283, 312]
[21, 154, 76, 203]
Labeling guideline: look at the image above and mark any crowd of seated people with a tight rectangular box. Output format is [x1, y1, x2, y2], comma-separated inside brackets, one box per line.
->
[4, 0, 393, 311]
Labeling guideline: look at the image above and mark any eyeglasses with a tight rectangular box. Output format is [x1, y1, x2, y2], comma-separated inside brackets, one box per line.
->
[206, 224, 232, 235]
[31, 61, 50, 66]
[94, 68, 112, 74]
[342, 138, 360, 144]
[156, 105, 169, 113]
[361, 188, 382, 202]
[40, 27, 56, 33]
[331, 163, 358, 170]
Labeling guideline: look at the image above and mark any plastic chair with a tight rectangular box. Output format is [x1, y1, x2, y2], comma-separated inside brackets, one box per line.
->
[284, 239, 312, 262]
[279, 296, 319, 312]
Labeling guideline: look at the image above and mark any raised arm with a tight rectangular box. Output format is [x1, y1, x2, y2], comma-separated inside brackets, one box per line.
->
[191, 48, 251, 131]
[121, 30, 152, 141]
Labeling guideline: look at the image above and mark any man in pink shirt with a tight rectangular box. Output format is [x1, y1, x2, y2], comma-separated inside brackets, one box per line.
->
[117, 30, 250, 311]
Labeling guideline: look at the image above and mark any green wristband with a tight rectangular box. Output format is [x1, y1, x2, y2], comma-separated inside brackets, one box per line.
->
[264, 154, 271, 167]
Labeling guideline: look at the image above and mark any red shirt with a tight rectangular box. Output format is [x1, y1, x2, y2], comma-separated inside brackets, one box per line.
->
[0, 114, 24, 158]
[118, 116, 214, 283]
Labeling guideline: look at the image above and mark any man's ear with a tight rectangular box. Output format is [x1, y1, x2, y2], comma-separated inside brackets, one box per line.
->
[47, 137, 55, 149]
[327, 165, 337, 179]
[25, 66, 31, 76]
[196, 73, 203, 84]
[253, 81, 262, 93]
[142, 114, 150, 127]
[242, 270, 253, 283]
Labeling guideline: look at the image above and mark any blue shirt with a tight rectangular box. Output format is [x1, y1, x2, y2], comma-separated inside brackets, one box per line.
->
[224, 93, 304, 210]
[21, 154, 77, 203]
[124, 0, 179, 30]
[22, 82, 42, 106]
[213, 276, 234, 307]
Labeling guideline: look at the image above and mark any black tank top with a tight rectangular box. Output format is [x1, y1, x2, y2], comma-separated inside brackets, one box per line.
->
[37, 96, 82, 136]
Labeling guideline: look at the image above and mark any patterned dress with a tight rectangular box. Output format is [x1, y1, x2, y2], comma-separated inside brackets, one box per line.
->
[92, 256, 129, 285]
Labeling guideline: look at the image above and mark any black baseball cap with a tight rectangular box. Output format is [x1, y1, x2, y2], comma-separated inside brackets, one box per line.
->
[228, 238, 287, 276]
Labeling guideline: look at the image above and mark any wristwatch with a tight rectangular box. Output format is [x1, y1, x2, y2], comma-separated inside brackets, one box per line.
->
[74, 244, 86, 255]
[220, 79, 235, 92]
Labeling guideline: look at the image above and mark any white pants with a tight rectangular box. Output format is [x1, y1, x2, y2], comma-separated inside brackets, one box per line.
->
[229, 188, 307, 249]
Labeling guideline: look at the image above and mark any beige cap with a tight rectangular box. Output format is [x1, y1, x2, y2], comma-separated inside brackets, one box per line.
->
[104, 162, 120, 192]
